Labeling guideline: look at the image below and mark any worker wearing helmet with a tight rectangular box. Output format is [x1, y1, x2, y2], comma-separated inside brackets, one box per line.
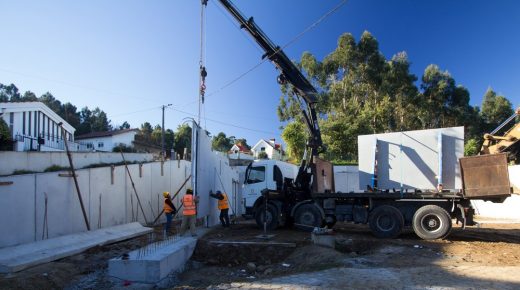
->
[180, 188, 199, 237]
[209, 190, 230, 228]
[163, 192, 177, 234]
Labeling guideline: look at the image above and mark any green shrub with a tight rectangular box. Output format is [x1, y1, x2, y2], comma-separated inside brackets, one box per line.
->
[44, 165, 70, 172]
[12, 169, 37, 175]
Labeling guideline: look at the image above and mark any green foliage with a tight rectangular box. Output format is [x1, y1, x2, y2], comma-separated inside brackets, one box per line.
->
[281, 121, 307, 163]
[119, 121, 131, 130]
[44, 165, 70, 172]
[275, 31, 514, 163]
[113, 143, 136, 153]
[173, 124, 192, 159]
[481, 88, 514, 132]
[464, 138, 480, 156]
[12, 169, 37, 175]
[0, 118, 13, 151]
[257, 151, 268, 159]
[212, 132, 235, 152]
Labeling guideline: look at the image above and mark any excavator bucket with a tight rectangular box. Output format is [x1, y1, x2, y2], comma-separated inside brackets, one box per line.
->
[459, 153, 511, 200]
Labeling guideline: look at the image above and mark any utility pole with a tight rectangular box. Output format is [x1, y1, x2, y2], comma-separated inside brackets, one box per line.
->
[161, 104, 172, 159]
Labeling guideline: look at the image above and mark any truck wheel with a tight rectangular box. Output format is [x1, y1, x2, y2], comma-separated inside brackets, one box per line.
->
[294, 204, 323, 231]
[412, 205, 452, 240]
[368, 205, 404, 238]
[255, 203, 279, 230]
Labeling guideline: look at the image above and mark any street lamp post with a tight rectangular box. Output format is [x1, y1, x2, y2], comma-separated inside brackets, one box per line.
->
[161, 104, 172, 159]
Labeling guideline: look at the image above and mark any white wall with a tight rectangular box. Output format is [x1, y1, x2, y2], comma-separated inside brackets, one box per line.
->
[191, 123, 240, 227]
[0, 151, 154, 175]
[471, 165, 520, 219]
[0, 160, 190, 248]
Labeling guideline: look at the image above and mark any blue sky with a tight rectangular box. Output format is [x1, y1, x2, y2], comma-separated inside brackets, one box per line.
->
[1, 0, 519, 147]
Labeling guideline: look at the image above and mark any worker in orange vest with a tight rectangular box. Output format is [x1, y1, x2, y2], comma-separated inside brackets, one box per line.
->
[163, 191, 177, 234]
[180, 188, 199, 237]
[209, 190, 230, 228]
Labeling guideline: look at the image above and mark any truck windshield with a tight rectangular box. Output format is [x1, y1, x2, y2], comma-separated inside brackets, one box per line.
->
[246, 166, 265, 184]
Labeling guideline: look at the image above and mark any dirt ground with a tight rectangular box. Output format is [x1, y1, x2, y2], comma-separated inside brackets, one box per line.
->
[1, 219, 520, 289]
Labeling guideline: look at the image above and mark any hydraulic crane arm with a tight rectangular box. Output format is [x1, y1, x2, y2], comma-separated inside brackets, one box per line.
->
[217, 0, 324, 157]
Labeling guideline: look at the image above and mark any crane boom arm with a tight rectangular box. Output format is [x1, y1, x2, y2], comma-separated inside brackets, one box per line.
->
[217, 0, 323, 155]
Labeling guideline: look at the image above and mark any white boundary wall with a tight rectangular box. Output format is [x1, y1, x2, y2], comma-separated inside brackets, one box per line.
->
[0, 160, 190, 248]
[0, 151, 154, 175]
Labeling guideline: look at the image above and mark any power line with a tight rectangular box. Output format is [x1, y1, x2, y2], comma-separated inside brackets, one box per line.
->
[0, 68, 167, 104]
[205, 0, 348, 99]
[167, 106, 276, 135]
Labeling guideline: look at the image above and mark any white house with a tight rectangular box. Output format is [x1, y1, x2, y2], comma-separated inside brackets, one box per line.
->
[228, 143, 254, 160]
[76, 129, 139, 152]
[0, 102, 76, 151]
[251, 138, 284, 160]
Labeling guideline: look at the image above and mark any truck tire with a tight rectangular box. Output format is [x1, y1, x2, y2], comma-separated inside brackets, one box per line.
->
[294, 204, 323, 231]
[368, 205, 404, 239]
[254, 203, 279, 230]
[412, 205, 452, 240]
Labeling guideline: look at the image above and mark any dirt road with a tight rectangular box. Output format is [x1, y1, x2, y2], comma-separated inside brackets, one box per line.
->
[1, 220, 519, 289]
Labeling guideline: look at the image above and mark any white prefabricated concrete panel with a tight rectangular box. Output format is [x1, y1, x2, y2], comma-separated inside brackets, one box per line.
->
[191, 124, 239, 226]
[35, 171, 91, 239]
[89, 166, 127, 229]
[108, 236, 197, 283]
[334, 166, 360, 192]
[0, 151, 153, 175]
[358, 127, 464, 190]
[0, 175, 36, 247]
[0, 222, 151, 273]
[0, 160, 191, 248]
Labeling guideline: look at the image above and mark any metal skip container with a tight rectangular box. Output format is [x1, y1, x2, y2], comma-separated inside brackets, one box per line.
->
[459, 153, 511, 200]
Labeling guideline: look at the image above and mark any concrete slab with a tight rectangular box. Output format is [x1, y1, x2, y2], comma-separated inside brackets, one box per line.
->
[311, 233, 336, 248]
[108, 228, 210, 284]
[0, 222, 152, 273]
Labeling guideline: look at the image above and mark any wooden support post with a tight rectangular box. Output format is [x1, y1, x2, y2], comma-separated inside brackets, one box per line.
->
[59, 123, 90, 231]
[120, 149, 149, 225]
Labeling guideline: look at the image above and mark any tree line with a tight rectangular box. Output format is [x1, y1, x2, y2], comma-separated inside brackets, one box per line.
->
[277, 31, 516, 164]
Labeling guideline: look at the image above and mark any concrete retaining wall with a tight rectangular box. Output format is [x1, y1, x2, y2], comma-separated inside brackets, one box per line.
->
[0, 151, 154, 175]
[0, 160, 190, 248]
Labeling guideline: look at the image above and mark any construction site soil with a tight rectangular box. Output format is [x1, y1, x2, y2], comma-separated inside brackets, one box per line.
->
[1, 219, 520, 289]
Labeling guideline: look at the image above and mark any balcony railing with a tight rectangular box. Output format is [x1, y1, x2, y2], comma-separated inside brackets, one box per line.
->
[14, 134, 90, 152]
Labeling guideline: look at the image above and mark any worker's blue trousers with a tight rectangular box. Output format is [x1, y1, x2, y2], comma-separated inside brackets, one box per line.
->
[164, 212, 173, 232]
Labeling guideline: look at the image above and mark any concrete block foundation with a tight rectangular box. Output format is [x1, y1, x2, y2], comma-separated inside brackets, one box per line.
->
[108, 235, 197, 283]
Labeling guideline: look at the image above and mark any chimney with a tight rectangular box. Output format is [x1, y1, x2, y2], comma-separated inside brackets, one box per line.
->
[269, 138, 275, 145]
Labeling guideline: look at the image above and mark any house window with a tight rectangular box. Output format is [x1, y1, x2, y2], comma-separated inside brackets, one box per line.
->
[22, 112, 26, 135]
[41, 115, 45, 137]
[34, 111, 37, 137]
[86, 143, 93, 149]
[261, 147, 265, 151]
[28, 112, 31, 136]
[9, 112, 14, 135]
[98, 142, 104, 148]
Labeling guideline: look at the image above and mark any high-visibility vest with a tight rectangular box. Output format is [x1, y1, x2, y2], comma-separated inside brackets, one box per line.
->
[164, 198, 174, 213]
[183, 194, 196, 216]
[218, 193, 229, 210]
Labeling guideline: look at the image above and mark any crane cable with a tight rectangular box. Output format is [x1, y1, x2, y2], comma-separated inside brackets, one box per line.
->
[199, 0, 208, 128]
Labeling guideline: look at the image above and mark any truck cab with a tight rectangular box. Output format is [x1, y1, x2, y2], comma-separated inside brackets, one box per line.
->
[242, 159, 297, 216]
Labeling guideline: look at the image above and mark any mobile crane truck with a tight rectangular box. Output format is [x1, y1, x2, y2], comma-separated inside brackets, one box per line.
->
[218, 0, 514, 240]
